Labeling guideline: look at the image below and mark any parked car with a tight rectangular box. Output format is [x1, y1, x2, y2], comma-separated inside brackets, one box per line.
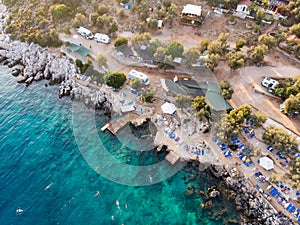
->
[262, 77, 279, 89]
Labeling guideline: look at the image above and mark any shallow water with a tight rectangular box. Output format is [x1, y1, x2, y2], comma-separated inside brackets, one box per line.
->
[0, 66, 240, 225]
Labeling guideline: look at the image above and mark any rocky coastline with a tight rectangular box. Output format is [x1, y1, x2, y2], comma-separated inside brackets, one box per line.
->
[0, 38, 113, 114]
[206, 164, 296, 225]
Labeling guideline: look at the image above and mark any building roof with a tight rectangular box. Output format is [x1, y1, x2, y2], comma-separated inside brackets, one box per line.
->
[120, 104, 135, 113]
[182, 4, 202, 16]
[67, 43, 91, 58]
[206, 91, 232, 111]
[163, 78, 232, 111]
[238, 0, 252, 6]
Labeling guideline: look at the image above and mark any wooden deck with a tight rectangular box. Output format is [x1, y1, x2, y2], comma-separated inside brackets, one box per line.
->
[165, 151, 180, 165]
[103, 113, 153, 135]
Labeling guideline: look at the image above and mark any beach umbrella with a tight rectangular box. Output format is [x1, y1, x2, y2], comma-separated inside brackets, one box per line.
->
[161, 102, 177, 115]
[259, 157, 274, 171]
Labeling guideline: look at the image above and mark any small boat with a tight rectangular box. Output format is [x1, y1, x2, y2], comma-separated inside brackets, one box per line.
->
[44, 183, 53, 190]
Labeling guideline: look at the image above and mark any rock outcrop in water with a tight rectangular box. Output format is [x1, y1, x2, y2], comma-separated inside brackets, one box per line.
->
[0, 39, 113, 113]
[207, 164, 296, 225]
[0, 41, 76, 85]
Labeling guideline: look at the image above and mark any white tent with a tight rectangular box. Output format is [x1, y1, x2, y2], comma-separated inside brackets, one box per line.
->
[259, 157, 274, 170]
[161, 102, 177, 115]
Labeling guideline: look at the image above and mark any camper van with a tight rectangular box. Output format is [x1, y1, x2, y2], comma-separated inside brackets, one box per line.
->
[128, 69, 150, 85]
[261, 77, 279, 90]
[76, 27, 94, 39]
[94, 33, 110, 44]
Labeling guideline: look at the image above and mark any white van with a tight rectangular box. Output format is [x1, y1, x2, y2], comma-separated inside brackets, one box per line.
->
[128, 69, 150, 85]
[76, 27, 94, 39]
[94, 33, 110, 44]
[261, 77, 279, 89]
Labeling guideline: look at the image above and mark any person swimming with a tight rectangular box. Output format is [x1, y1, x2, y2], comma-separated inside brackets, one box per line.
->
[111, 215, 114, 221]
[149, 176, 153, 183]
[125, 204, 128, 209]
[94, 191, 100, 197]
[116, 200, 120, 209]
[16, 209, 23, 214]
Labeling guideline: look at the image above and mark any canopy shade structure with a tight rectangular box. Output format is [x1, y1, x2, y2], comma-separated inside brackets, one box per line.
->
[259, 157, 274, 170]
[161, 102, 177, 115]
[67, 43, 91, 58]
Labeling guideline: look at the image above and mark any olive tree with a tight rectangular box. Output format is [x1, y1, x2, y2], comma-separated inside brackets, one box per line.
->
[220, 80, 234, 99]
[165, 41, 184, 58]
[262, 125, 298, 155]
[175, 94, 191, 109]
[104, 72, 126, 89]
[192, 96, 211, 119]
[96, 54, 107, 67]
[130, 78, 142, 91]
[227, 51, 245, 72]
[184, 47, 200, 67]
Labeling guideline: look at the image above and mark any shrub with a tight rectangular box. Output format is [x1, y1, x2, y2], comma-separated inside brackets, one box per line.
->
[114, 37, 128, 47]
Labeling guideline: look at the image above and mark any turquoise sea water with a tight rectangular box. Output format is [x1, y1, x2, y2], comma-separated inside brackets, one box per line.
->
[0, 66, 240, 225]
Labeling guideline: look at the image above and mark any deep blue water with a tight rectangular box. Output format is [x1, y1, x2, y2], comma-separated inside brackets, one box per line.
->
[0, 66, 240, 225]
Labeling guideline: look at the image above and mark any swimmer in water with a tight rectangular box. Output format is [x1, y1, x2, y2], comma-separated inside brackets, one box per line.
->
[116, 200, 119, 206]
[149, 176, 153, 183]
[94, 191, 100, 197]
[111, 215, 115, 221]
[44, 183, 53, 190]
[125, 204, 128, 209]
[16, 209, 23, 214]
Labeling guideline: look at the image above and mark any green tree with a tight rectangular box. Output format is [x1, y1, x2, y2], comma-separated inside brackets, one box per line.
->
[184, 47, 201, 67]
[200, 39, 211, 51]
[291, 158, 300, 188]
[251, 111, 268, 127]
[215, 114, 241, 140]
[114, 37, 128, 47]
[142, 88, 154, 103]
[255, 8, 266, 24]
[132, 32, 151, 45]
[217, 33, 229, 53]
[130, 78, 142, 91]
[206, 53, 220, 71]
[207, 41, 223, 55]
[235, 38, 246, 51]
[72, 13, 87, 28]
[148, 39, 162, 56]
[175, 94, 191, 108]
[104, 72, 126, 89]
[96, 54, 107, 67]
[51, 4, 70, 21]
[229, 104, 252, 124]
[248, 44, 268, 65]
[97, 4, 109, 16]
[284, 93, 300, 115]
[165, 41, 184, 58]
[220, 80, 234, 100]
[262, 125, 298, 155]
[165, 3, 178, 26]
[258, 34, 276, 50]
[154, 46, 167, 62]
[290, 23, 300, 38]
[109, 22, 118, 34]
[192, 96, 211, 119]
[227, 51, 245, 71]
